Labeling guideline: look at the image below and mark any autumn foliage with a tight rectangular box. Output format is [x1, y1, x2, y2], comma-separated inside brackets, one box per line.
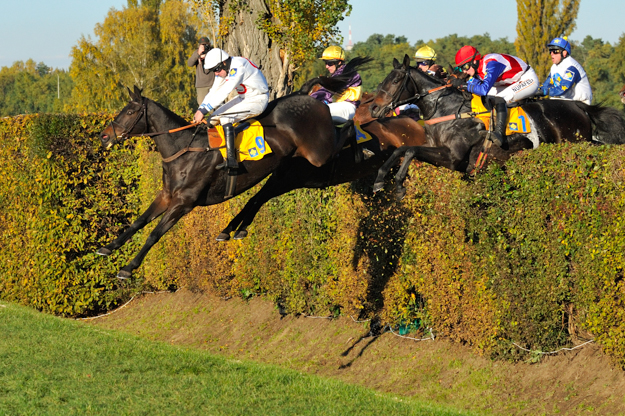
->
[2, 114, 625, 368]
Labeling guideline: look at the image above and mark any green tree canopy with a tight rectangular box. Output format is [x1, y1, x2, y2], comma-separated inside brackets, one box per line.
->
[67, 0, 201, 113]
[515, 0, 580, 79]
[0, 60, 73, 116]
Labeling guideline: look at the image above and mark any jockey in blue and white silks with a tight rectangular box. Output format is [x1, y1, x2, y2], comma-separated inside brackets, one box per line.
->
[542, 37, 592, 105]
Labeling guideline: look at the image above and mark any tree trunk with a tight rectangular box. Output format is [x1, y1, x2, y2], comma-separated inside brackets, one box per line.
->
[221, 0, 292, 99]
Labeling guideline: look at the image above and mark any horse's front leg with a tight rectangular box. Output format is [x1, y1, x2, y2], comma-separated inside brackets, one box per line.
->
[393, 146, 453, 200]
[117, 199, 194, 279]
[372, 146, 410, 193]
[216, 192, 262, 242]
[97, 191, 170, 256]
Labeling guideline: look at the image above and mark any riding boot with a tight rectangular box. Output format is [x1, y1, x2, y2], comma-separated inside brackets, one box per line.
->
[487, 97, 507, 148]
[216, 123, 238, 170]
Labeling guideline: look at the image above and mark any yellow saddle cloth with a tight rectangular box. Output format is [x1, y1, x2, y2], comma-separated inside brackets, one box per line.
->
[213, 120, 272, 162]
[471, 95, 531, 135]
[354, 121, 374, 144]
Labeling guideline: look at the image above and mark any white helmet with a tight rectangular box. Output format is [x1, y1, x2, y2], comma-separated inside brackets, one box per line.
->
[203, 48, 230, 71]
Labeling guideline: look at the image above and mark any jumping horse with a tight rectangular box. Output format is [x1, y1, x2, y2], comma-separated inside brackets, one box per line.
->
[215, 93, 430, 241]
[370, 54, 625, 197]
[98, 74, 355, 279]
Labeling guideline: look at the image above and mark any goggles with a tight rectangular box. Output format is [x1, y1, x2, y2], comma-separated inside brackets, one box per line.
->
[549, 48, 563, 54]
[323, 59, 340, 67]
[212, 62, 226, 73]
[416, 61, 430, 66]
[457, 62, 472, 72]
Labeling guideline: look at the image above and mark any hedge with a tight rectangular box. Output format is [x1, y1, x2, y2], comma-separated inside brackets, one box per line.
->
[1, 113, 625, 367]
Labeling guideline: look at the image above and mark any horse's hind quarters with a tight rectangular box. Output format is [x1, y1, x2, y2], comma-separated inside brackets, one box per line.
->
[97, 247, 112, 256]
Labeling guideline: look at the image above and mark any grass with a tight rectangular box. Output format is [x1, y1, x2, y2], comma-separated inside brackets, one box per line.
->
[0, 302, 475, 416]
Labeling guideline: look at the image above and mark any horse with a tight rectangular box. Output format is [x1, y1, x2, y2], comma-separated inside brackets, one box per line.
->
[215, 93, 429, 241]
[620, 84, 625, 104]
[98, 77, 356, 279]
[369, 54, 625, 197]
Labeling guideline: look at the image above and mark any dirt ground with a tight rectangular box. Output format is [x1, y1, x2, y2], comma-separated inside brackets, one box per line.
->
[89, 289, 625, 415]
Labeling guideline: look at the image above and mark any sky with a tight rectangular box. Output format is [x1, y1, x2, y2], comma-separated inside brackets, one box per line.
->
[1, 0, 624, 70]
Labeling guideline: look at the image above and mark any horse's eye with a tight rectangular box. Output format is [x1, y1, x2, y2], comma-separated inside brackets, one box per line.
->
[392, 79, 400, 84]
[127, 110, 135, 115]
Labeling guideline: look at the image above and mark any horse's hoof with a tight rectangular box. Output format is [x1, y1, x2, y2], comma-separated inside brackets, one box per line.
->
[233, 230, 248, 240]
[395, 188, 407, 201]
[372, 182, 384, 193]
[117, 270, 132, 280]
[216, 232, 231, 242]
[97, 247, 112, 256]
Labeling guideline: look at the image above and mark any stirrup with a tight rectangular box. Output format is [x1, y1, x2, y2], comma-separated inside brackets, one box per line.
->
[485, 131, 504, 147]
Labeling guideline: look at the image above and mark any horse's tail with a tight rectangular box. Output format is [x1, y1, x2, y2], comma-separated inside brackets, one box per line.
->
[575, 101, 625, 144]
[297, 56, 374, 96]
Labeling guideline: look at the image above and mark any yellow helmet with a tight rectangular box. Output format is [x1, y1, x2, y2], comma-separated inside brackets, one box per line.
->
[414, 45, 437, 61]
[321, 45, 345, 61]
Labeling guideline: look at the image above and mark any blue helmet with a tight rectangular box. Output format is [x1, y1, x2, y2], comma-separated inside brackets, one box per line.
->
[547, 37, 571, 54]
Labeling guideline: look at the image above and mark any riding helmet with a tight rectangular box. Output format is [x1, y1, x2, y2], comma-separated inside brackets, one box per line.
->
[455, 45, 481, 67]
[415, 45, 437, 61]
[203, 48, 230, 71]
[321, 45, 346, 61]
[547, 37, 571, 54]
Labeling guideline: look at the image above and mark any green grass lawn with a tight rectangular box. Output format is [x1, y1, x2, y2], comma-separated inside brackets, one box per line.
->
[0, 302, 475, 416]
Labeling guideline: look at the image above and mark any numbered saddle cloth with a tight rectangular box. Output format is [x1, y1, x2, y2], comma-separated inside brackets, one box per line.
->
[353, 120, 374, 144]
[213, 120, 272, 162]
[471, 95, 531, 135]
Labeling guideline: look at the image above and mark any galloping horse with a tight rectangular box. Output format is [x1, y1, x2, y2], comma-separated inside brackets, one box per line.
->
[216, 93, 430, 241]
[370, 55, 625, 197]
[98, 80, 352, 279]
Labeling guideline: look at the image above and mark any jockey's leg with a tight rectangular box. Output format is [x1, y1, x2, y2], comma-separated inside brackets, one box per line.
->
[485, 95, 507, 147]
[327, 101, 356, 124]
[216, 122, 238, 170]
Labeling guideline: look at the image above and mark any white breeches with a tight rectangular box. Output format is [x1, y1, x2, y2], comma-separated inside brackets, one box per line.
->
[488, 67, 540, 103]
[213, 92, 269, 125]
[328, 101, 356, 124]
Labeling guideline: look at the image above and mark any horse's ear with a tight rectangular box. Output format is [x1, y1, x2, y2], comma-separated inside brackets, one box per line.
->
[393, 58, 401, 69]
[403, 54, 411, 69]
[133, 85, 143, 97]
[126, 86, 133, 99]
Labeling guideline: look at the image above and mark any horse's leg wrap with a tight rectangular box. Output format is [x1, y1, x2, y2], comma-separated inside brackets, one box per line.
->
[217, 123, 238, 170]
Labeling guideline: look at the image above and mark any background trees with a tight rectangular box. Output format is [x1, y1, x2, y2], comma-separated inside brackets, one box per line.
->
[66, 0, 201, 114]
[0, 61, 73, 116]
[515, 0, 581, 79]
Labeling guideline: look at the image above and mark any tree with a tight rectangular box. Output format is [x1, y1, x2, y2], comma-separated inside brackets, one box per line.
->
[515, 0, 580, 79]
[195, 0, 351, 99]
[67, 0, 201, 113]
[0, 60, 73, 116]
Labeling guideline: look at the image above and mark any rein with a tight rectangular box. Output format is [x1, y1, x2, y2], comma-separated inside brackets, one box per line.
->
[107, 97, 221, 163]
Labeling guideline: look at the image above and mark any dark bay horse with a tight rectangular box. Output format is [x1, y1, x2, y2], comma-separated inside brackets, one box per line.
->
[370, 54, 625, 196]
[215, 93, 430, 241]
[98, 84, 349, 279]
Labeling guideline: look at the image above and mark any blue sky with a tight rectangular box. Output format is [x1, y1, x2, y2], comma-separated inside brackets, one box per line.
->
[1, 0, 624, 70]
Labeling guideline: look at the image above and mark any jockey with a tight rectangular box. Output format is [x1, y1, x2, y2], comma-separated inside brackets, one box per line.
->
[451, 45, 539, 147]
[310, 45, 363, 124]
[414, 45, 447, 79]
[194, 48, 269, 170]
[542, 37, 592, 105]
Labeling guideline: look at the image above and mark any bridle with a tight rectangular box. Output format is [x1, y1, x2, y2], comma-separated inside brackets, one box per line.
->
[108, 98, 149, 140]
[376, 66, 452, 116]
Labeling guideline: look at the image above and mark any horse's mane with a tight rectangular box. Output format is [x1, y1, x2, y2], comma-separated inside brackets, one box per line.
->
[142, 96, 191, 126]
[297, 56, 374, 96]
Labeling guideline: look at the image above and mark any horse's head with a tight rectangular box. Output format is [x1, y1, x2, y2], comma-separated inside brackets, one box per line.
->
[370, 54, 417, 119]
[620, 84, 625, 105]
[100, 86, 149, 149]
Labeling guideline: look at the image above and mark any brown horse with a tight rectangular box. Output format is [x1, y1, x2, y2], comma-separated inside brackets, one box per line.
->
[98, 84, 347, 279]
[215, 93, 430, 240]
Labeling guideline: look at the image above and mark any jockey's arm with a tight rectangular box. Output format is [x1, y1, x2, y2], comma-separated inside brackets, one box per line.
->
[545, 66, 582, 97]
[466, 61, 506, 96]
[198, 68, 244, 115]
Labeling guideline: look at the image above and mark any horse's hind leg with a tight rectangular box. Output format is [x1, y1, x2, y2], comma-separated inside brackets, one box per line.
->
[97, 191, 169, 256]
[372, 146, 410, 193]
[393, 148, 418, 201]
[216, 192, 263, 241]
[117, 200, 193, 279]
[392, 146, 453, 199]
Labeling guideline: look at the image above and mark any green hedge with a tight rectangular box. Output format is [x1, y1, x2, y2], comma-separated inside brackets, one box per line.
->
[2, 114, 625, 367]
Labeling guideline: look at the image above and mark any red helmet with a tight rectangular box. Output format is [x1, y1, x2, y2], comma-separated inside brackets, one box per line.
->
[455, 45, 481, 67]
